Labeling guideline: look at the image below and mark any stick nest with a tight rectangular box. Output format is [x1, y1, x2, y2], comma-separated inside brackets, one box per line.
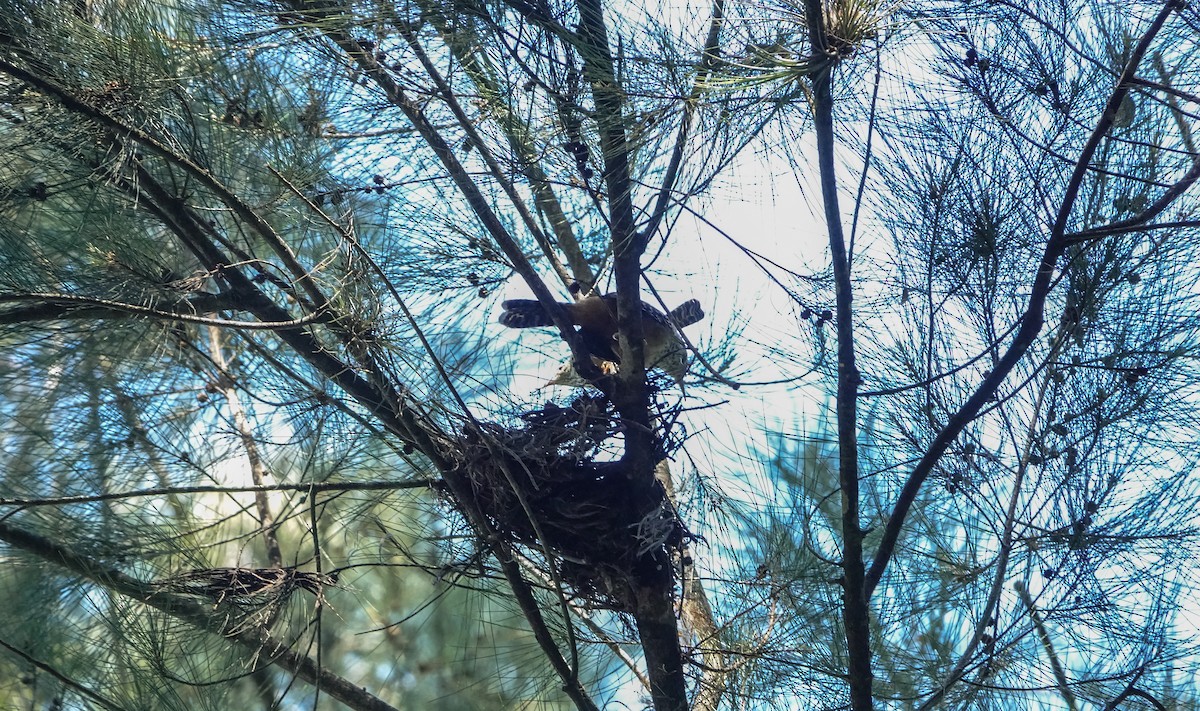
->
[455, 393, 684, 608]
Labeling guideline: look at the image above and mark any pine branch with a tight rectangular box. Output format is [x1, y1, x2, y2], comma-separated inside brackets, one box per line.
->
[801, 0, 873, 705]
[0, 521, 401, 711]
[865, 0, 1186, 599]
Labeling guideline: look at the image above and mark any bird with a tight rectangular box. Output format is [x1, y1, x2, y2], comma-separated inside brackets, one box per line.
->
[500, 293, 704, 386]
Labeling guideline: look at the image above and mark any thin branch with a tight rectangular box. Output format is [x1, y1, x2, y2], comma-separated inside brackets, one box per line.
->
[209, 326, 283, 568]
[0, 292, 327, 329]
[865, 0, 1185, 599]
[860, 320, 1022, 397]
[0, 479, 438, 509]
[638, 0, 726, 245]
[848, 45, 882, 266]
[397, 22, 574, 289]
[0, 59, 334, 315]
[0, 637, 125, 711]
[1015, 581, 1078, 711]
[0, 521, 402, 711]
[642, 278, 737, 389]
[1062, 218, 1200, 240]
[1126, 75, 1200, 106]
[1064, 52, 1200, 245]
[285, 2, 596, 382]
[657, 457, 728, 711]
[517, 555, 653, 691]
[918, 346, 1065, 710]
[272, 163, 587, 684]
[1106, 686, 1168, 711]
[414, 1, 594, 288]
[802, 0, 872, 705]
[1064, 159, 1200, 244]
[123, 159, 449, 459]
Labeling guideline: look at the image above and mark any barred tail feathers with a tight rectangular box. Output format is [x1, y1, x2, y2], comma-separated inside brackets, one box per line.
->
[668, 299, 704, 329]
[499, 299, 555, 328]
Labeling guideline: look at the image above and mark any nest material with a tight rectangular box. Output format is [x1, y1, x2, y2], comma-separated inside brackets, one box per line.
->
[150, 567, 337, 633]
[152, 567, 337, 602]
[456, 394, 684, 607]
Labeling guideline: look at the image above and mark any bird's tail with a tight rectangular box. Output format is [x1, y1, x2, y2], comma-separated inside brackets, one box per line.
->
[668, 299, 705, 328]
[499, 299, 555, 328]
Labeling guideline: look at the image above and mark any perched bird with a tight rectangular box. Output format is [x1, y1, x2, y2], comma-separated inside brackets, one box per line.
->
[500, 293, 704, 385]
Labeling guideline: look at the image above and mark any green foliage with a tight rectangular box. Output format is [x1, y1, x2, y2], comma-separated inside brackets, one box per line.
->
[3, 0, 1200, 710]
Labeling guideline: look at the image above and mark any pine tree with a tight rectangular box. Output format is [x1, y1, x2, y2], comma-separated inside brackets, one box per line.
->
[2, 1, 1200, 710]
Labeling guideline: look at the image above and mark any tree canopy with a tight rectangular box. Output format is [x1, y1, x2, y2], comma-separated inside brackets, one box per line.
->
[2, 0, 1200, 709]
